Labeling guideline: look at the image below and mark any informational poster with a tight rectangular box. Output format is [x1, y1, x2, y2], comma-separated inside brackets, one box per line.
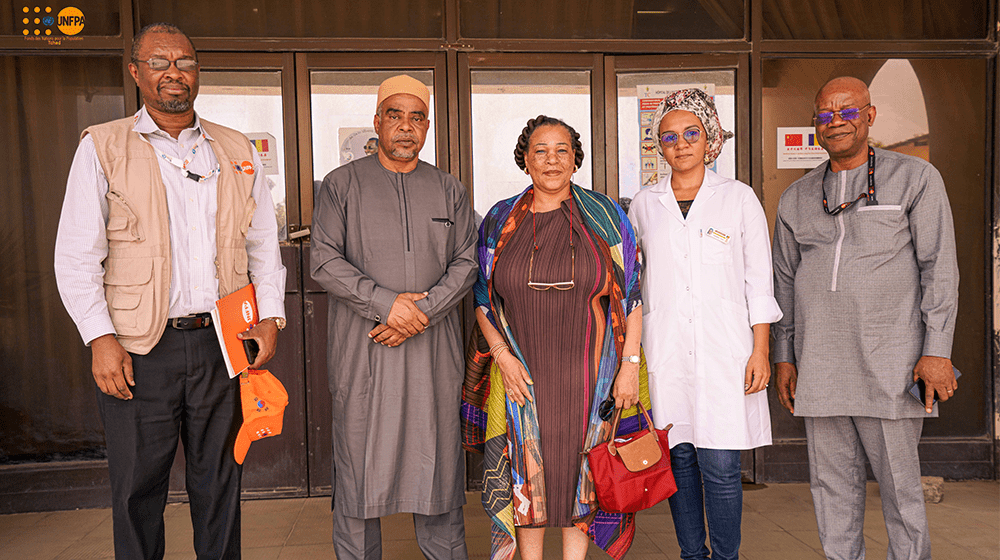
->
[636, 83, 715, 188]
[246, 132, 279, 175]
[339, 127, 379, 166]
[777, 127, 829, 169]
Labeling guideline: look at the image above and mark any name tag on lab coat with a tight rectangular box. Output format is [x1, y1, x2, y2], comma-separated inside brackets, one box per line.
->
[706, 227, 730, 244]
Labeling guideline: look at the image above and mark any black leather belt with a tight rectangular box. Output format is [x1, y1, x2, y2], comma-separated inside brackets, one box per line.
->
[169, 312, 212, 330]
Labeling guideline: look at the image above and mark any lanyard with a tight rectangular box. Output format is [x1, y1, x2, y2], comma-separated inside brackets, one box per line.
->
[138, 131, 221, 183]
[822, 146, 877, 216]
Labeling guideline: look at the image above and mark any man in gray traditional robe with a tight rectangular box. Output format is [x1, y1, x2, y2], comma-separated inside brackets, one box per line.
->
[310, 75, 477, 560]
[772, 76, 959, 560]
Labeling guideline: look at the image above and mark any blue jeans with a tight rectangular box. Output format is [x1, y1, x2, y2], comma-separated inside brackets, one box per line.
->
[666, 443, 742, 560]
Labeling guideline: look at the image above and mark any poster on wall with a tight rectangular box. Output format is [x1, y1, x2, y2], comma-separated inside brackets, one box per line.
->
[338, 127, 379, 166]
[777, 127, 829, 169]
[637, 83, 715, 188]
[246, 132, 279, 175]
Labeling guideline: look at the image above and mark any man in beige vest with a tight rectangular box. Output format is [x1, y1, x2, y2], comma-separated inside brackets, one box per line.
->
[54, 23, 286, 559]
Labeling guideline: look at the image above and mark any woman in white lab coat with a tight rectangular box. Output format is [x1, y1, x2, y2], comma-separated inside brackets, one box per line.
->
[628, 88, 782, 560]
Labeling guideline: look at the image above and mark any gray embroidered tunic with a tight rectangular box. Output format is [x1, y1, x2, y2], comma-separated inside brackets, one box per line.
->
[772, 148, 958, 419]
[311, 155, 478, 518]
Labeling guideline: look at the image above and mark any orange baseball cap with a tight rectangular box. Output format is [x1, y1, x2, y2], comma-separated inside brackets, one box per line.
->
[234, 369, 289, 465]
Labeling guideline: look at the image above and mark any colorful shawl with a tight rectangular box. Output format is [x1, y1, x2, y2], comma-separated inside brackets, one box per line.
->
[462, 184, 646, 560]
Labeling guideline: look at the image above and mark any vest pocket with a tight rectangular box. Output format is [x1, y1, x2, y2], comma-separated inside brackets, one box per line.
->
[235, 245, 249, 274]
[106, 191, 143, 242]
[104, 259, 154, 336]
[239, 197, 257, 237]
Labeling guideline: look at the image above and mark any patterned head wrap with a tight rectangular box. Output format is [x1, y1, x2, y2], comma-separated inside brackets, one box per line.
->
[651, 88, 733, 165]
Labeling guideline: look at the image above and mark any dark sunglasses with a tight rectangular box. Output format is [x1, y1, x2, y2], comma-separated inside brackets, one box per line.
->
[598, 397, 616, 422]
[135, 58, 199, 72]
[813, 103, 871, 126]
[660, 128, 701, 147]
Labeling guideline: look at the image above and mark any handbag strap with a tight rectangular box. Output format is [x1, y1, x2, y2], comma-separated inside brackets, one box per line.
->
[607, 401, 658, 457]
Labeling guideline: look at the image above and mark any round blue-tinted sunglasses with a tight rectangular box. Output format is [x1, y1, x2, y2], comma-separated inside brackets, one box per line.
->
[813, 103, 871, 125]
[660, 129, 701, 147]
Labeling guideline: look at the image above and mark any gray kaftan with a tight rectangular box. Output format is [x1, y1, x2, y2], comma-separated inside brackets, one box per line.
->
[772, 148, 958, 419]
[310, 155, 478, 518]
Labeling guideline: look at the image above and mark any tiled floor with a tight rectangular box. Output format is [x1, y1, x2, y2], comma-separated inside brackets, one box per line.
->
[2, 482, 997, 559]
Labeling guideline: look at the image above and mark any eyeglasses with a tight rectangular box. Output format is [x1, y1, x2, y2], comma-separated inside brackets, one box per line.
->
[813, 103, 871, 126]
[527, 195, 576, 291]
[528, 244, 575, 291]
[660, 129, 701, 147]
[135, 58, 199, 73]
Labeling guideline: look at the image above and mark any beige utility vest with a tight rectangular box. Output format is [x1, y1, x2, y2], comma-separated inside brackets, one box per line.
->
[84, 116, 258, 355]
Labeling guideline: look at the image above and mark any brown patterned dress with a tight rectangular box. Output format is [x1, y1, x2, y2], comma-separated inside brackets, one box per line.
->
[493, 198, 610, 527]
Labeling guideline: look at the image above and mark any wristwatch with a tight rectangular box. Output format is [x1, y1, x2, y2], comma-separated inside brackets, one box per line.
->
[621, 355, 640, 364]
[264, 317, 286, 331]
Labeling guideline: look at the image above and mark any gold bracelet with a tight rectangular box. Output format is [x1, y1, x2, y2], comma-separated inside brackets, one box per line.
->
[489, 342, 509, 358]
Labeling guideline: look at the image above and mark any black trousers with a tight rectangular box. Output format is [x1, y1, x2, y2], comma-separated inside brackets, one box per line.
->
[97, 325, 242, 560]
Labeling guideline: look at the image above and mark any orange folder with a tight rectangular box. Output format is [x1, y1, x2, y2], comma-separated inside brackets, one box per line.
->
[211, 283, 259, 379]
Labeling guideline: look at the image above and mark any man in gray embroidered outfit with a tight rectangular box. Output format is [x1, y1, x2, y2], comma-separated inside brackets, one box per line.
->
[310, 75, 476, 560]
[772, 76, 959, 560]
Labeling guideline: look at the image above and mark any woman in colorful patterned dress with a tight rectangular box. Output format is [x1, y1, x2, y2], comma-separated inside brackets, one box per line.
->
[464, 115, 645, 560]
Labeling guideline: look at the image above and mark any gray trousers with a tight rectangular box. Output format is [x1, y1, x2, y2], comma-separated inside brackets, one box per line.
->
[332, 506, 469, 560]
[804, 416, 930, 560]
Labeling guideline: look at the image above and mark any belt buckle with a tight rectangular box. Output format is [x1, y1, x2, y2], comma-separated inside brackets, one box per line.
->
[170, 314, 210, 329]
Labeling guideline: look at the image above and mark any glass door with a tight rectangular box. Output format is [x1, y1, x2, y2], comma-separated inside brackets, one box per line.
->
[607, 54, 747, 201]
[459, 53, 603, 217]
[615, 69, 737, 201]
[309, 69, 438, 191]
[196, 69, 290, 240]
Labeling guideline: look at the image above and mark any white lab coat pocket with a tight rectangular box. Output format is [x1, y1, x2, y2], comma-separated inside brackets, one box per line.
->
[701, 225, 734, 265]
[719, 299, 754, 363]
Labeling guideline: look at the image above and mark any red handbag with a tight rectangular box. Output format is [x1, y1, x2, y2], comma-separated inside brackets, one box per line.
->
[586, 402, 677, 513]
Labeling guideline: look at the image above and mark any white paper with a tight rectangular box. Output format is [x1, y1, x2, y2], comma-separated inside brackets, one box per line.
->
[246, 132, 279, 175]
[777, 127, 829, 169]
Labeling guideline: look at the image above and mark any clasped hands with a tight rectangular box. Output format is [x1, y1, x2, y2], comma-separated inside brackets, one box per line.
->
[369, 292, 428, 347]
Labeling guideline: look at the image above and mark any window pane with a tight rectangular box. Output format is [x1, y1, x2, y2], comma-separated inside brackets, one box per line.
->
[761, 0, 989, 39]
[138, 0, 443, 38]
[4, 0, 120, 36]
[461, 0, 743, 40]
[616, 71, 736, 202]
[310, 70, 436, 187]
[760, 57, 989, 438]
[470, 70, 592, 217]
[1, 55, 124, 463]
[194, 71, 288, 241]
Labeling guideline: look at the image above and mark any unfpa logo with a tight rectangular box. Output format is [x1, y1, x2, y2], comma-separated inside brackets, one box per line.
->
[57, 7, 85, 35]
[20, 5, 84, 36]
